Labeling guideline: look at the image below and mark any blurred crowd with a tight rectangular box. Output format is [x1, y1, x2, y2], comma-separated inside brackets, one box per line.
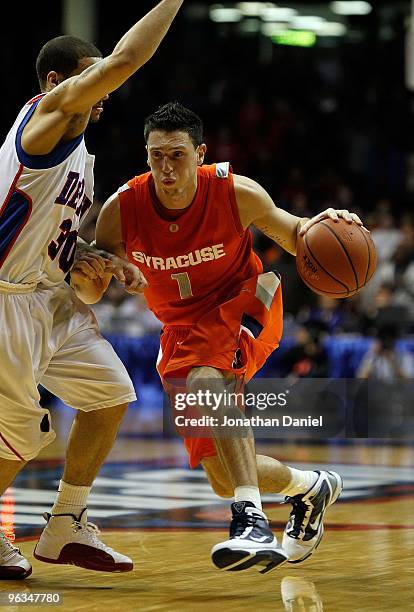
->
[1, 2, 413, 381]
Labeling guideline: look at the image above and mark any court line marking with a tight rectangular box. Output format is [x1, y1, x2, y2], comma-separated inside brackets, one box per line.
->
[14, 522, 414, 544]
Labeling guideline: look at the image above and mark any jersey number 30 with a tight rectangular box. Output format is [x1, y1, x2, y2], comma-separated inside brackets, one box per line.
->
[48, 219, 78, 274]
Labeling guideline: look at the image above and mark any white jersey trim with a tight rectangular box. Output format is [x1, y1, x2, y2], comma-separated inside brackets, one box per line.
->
[216, 162, 230, 178]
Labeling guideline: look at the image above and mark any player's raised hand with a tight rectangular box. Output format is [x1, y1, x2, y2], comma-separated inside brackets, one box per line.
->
[299, 208, 364, 236]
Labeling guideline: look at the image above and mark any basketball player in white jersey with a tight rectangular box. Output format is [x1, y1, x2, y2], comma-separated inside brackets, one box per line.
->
[0, 0, 184, 579]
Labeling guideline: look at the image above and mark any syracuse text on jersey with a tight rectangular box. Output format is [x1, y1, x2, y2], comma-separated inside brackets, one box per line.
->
[131, 244, 226, 270]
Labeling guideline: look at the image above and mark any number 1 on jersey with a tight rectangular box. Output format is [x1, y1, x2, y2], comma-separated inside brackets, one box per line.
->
[171, 272, 193, 299]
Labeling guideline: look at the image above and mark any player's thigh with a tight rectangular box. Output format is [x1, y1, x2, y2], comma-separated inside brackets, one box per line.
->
[0, 295, 55, 461]
[202, 455, 233, 498]
[41, 327, 136, 411]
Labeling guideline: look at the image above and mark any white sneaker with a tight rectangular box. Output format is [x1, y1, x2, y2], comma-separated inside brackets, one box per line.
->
[282, 470, 343, 563]
[33, 509, 133, 572]
[0, 531, 32, 579]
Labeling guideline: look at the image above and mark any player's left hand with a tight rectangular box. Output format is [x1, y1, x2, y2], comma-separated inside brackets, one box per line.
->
[76, 241, 147, 294]
[109, 256, 148, 294]
[299, 208, 364, 236]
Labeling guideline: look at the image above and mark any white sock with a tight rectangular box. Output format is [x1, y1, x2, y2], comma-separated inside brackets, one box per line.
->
[51, 480, 91, 517]
[280, 468, 318, 497]
[234, 486, 262, 510]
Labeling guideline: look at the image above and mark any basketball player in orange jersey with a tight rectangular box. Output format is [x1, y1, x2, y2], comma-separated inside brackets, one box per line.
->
[92, 102, 362, 573]
[0, 2, 184, 579]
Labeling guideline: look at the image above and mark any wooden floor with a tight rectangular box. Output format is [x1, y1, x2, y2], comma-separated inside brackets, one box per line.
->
[1, 413, 413, 611]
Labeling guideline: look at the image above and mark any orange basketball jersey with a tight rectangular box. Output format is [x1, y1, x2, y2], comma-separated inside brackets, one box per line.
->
[118, 163, 263, 325]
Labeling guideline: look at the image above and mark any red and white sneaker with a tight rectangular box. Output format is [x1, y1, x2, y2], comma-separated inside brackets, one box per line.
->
[33, 509, 133, 572]
[0, 531, 32, 579]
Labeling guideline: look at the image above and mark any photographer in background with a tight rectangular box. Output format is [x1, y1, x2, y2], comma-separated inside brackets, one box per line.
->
[357, 325, 414, 380]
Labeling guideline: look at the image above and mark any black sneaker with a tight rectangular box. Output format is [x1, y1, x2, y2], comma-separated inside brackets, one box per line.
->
[211, 501, 288, 573]
[282, 470, 343, 563]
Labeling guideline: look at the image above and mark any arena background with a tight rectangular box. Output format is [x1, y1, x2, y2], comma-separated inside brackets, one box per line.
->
[1, 2, 413, 610]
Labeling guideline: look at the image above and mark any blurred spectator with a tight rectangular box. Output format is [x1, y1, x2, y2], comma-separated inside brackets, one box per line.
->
[281, 325, 329, 379]
[298, 296, 360, 334]
[362, 284, 409, 336]
[92, 281, 161, 336]
[357, 326, 414, 380]
[370, 206, 402, 263]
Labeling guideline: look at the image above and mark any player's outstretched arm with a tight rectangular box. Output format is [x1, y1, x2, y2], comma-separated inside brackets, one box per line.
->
[22, 1, 184, 154]
[70, 194, 146, 304]
[234, 174, 302, 255]
[235, 175, 364, 256]
[50, 0, 184, 115]
[94, 193, 147, 296]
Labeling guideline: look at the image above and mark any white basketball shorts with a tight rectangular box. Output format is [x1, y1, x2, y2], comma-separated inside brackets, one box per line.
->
[0, 283, 136, 461]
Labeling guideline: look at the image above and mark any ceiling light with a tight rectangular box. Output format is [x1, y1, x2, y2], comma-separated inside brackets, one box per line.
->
[237, 2, 273, 17]
[210, 6, 242, 22]
[330, 1, 372, 16]
[261, 7, 297, 21]
[290, 16, 326, 29]
[272, 30, 316, 47]
[315, 22, 347, 36]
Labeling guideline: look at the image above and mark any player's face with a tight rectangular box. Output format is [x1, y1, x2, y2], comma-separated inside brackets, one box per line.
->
[146, 131, 206, 195]
[70, 57, 109, 123]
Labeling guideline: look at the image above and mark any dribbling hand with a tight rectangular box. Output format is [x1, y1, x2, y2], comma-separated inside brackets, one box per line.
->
[299, 208, 364, 236]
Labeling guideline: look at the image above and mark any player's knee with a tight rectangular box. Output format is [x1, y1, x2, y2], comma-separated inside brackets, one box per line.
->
[187, 366, 225, 394]
[79, 402, 128, 426]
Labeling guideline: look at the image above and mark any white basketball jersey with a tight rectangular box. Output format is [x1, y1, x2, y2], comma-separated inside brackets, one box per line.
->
[0, 94, 94, 287]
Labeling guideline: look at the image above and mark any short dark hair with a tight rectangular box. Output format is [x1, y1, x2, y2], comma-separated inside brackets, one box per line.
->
[36, 35, 102, 90]
[144, 102, 203, 147]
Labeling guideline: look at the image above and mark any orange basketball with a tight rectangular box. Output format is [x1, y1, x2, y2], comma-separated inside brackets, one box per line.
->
[296, 218, 377, 298]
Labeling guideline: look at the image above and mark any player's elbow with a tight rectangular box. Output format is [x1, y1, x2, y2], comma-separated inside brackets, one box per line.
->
[108, 49, 148, 81]
[108, 51, 138, 79]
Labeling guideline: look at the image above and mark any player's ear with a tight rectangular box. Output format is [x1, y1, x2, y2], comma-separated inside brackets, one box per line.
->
[197, 144, 207, 166]
[46, 71, 62, 90]
[145, 145, 150, 167]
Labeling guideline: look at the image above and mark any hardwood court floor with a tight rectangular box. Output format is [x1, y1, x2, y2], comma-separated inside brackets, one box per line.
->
[1, 426, 413, 612]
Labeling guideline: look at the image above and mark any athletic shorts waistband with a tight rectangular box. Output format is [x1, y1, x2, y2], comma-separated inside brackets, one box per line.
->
[0, 280, 37, 294]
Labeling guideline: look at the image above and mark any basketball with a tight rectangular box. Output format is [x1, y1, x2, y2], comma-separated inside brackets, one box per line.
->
[296, 218, 377, 298]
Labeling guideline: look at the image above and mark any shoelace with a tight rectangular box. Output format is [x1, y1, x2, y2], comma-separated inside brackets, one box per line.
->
[70, 520, 114, 552]
[0, 531, 21, 562]
[283, 496, 309, 538]
[230, 512, 259, 538]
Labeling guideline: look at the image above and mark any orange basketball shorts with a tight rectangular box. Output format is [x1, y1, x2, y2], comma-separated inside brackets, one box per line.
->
[156, 271, 283, 468]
